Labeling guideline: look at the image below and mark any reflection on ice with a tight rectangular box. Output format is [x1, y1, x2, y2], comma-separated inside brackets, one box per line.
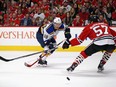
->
[0, 52, 116, 87]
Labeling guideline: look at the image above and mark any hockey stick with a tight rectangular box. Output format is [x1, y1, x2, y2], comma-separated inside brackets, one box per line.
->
[24, 39, 66, 67]
[24, 52, 48, 67]
[0, 39, 66, 62]
[0, 51, 45, 62]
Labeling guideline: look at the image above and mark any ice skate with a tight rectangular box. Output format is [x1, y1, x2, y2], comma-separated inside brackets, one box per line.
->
[38, 58, 47, 66]
[97, 63, 104, 72]
[67, 62, 78, 72]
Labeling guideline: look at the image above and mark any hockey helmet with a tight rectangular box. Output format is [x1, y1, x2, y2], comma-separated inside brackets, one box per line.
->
[89, 15, 98, 23]
[53, 17, 62, 29]
[53, 17, 62, 24]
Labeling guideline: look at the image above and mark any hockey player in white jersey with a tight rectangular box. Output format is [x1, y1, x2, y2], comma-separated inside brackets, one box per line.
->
[36, 17, 71, 65]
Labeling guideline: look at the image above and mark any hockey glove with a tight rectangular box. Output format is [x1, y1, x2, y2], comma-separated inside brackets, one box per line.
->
[44, 46, 50, 53]
[44, 42, 57, 54]
[62, 40, 70, 49]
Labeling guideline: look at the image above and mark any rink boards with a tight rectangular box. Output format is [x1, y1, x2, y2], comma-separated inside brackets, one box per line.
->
[0, 27, 116, 52]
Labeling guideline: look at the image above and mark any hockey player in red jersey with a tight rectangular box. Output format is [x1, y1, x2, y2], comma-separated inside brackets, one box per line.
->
[62, 16, 116, 72]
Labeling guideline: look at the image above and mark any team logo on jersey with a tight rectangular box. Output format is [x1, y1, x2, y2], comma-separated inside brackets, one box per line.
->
[44, 34, 48, 39]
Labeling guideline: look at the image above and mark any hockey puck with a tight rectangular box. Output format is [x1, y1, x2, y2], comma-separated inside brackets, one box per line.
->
[66, 77, 70, 81]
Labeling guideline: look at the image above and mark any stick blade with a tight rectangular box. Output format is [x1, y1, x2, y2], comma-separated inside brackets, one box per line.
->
[24, 62, 32, 67]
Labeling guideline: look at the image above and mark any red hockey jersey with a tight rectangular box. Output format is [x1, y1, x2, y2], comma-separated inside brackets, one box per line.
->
[70, 22, 116, 46]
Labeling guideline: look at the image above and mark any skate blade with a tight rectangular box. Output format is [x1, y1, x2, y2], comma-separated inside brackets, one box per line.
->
[97, 69, 104, 73]
[38, 64, 47, 67]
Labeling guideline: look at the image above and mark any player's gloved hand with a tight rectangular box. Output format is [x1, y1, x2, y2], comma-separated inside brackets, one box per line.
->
[44, 43, 57, 54]
[62, 40, 70, 49]
[44, 40, 50, 46]
[44, 46, 50, 54]
[49, 43, 57, 49]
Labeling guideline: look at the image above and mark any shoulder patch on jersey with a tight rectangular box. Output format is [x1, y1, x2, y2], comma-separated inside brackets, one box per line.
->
[46, 24, 55, 34]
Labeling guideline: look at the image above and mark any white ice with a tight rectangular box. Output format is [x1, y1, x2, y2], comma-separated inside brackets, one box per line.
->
[0, 51, 116, 87]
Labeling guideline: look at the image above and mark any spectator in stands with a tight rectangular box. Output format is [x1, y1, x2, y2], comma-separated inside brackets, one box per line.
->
[64, 12, 72, 26]
[28, 7, 33, 16]
[0, 0, 116, 26]
[43, 9, 50, 18]
[63, 1, 72, 13]
[33, 8, 43, 18]
[32, 18, 37, 26]
[34, 16, 43, 26]
[107, 2, 115, 13]
[84, 2, 90, 13]
[20, 13, 33, 26]
[111, 9, 116, 26]
[41, 17, 50, 25]
[0, 12, 4, 26]
[70, 6, 76, 19]
[102, 6, 112, 25]
[72, 14, 84, 26]
[31, 2, 39, 13]
[9, 13, 20, 26]
[78, 6, 89, 24]
[20, 1, 28, 15]
[57, 7, 66, 20]
[98, 14, 108, 23]
[112, 9, 116, 21]
[0, 0, 3, 11]
[93, 8, 101, 16]
[73, 3, 79, 15]
[26, 0, 32, 7]
[17, 8, 24, 21]
[88, 3, 97, 15]
[0, 0, 7, 13]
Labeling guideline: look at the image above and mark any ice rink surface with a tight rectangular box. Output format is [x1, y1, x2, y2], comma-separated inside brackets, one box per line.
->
[0, 51, 116, 87]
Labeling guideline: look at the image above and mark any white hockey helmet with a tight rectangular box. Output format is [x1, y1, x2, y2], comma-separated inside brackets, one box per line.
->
[53, 17, 62, 24]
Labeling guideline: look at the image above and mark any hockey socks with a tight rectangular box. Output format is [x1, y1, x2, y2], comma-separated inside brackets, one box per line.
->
[67, 54, 85, 72]
[102, 52, 112, 64]
[98, 52, 112, 71]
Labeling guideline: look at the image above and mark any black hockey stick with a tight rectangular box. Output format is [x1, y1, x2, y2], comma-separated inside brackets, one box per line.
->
[0, 51, 44, 62]
[0, 39, 66, 62]
[24, 39, 66, 67]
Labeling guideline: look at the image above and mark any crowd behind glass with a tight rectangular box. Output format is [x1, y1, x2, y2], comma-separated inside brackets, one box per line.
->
[0, 0, 116, 27]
